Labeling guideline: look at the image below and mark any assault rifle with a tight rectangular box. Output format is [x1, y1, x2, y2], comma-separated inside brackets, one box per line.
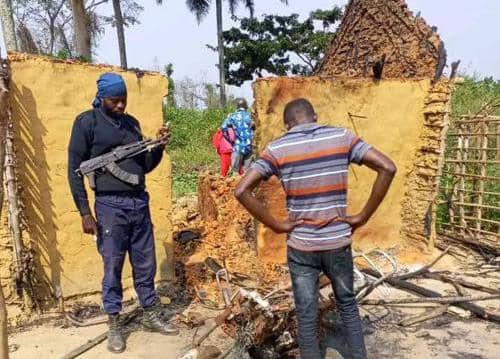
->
[76, 123, 170, 190]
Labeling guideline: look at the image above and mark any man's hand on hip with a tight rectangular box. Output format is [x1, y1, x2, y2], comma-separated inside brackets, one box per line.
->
[272, 218, 304, 234]
[339, 214, 368, 233]
[82, 214, 97, 235]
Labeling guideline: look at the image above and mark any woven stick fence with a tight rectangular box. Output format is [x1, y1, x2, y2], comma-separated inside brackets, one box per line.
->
[438, 101, 500, 254]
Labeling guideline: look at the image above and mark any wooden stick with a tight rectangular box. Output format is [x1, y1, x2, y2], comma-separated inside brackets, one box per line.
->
[439, 187, 500, 197]
[459, 129, 468, 233]
[4, 120, 25, 294]
[454, 117, 500, 124]
[61, 332, 108, 359]
[396, 246, 450, 280]
[447, 132, 497, 136]
[446, 147, 500, 152]
[0, 54, 11, 359]
[363, 293, 500, 305]
[445, 159, 500, 164]
[398, 305, 448, 326]
[446, 215, 499, 225]
[477, 121, 488, 231]
[362, 268, 500, 324]
[424, 272, 500, 295]
[446, 202, 500, 211]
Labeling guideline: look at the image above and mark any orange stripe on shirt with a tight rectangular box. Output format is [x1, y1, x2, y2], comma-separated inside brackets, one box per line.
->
[277, 146, 349, 166]
[261, 153, 278, 168]
[287, 183, 347, 197]
[350, 136, 361, 150]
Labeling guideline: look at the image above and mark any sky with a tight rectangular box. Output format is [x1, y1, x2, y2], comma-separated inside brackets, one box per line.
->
[3, 0, 500, 99]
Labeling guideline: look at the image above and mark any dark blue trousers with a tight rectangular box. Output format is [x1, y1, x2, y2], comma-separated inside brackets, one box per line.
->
[288, 246, 367, 359]
[95, 192, 157, 314]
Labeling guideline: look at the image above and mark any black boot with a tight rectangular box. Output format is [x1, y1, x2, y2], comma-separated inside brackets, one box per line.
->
[142, 304, 179, 335]
[107, 314, 126, 353]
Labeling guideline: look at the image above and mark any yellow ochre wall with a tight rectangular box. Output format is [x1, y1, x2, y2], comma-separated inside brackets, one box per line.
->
[253, 77, 450, 263]
[1, 53, 173, 301]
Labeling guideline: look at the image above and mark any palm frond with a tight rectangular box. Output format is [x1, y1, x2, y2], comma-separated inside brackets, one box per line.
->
[186, 0, 211, 23]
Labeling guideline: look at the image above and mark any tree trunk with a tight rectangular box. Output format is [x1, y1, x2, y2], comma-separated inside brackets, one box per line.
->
[17, 22, 38, 54]
[0, 0, 17, 51]
[215, 0, 226, 107]
[58, 25, 72, 57]
[70, 0, 91, 60]
[0, 57, 11, 359]
[112, 0, 127, 69]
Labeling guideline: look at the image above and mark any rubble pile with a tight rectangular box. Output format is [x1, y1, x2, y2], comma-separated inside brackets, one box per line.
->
[172, 172, 289, 305]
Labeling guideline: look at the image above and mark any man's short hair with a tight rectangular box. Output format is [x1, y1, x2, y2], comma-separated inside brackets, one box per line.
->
[284, 98, 315, 125]
[235, 98, 248, 110]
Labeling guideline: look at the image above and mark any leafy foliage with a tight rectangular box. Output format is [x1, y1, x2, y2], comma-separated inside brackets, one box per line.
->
[156, 0, 288, 22]
[215, 7, 342, 86]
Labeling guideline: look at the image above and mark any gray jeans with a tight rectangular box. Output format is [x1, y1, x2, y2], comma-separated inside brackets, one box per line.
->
[288, 246, 367, 359]
[231, 151, 252, 173]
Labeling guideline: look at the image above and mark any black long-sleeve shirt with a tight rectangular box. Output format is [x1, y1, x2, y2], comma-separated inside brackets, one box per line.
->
[68, 108, 163, 216]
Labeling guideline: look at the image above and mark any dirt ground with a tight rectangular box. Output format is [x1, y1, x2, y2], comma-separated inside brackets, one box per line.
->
[7, 298, 500, 359]
[7, 191, 500, 359]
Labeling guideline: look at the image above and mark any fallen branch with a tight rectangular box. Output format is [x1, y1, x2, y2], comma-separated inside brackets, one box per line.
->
[396, 246, 451, 280]
[424, 272, 500, 295]
[179, 291, 241, 357]
[362, 293, 500, 305]
[398, 305, 448, 326]
[362, 268, 500, 324]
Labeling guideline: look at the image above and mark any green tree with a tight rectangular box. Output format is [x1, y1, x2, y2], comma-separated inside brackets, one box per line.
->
[164, 63, 176, 108]
[217, 7, 342, 86]
[156, 0, 288, 106]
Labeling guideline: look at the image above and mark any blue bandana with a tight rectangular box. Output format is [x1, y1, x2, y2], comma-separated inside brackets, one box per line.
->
[92, 72, 127, 108]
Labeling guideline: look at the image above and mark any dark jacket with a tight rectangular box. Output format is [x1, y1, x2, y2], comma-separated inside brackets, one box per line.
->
[68, 108, 163, 216]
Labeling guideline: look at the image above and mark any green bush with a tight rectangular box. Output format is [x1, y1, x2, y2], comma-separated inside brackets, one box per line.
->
[164, 106, 235, 197]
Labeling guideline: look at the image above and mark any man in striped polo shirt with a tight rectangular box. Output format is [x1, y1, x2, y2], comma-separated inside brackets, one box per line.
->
[235, 98, 396, 359]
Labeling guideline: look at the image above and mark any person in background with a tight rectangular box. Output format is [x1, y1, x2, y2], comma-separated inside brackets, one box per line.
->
[212, 126, 236, 177]
[221, 98, 254, 175]
[235, 98, 397, 359]
[68, 73, 178, 354]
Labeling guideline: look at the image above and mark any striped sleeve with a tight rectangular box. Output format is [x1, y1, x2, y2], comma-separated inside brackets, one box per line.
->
[250, 146, 279, 180]
[346, 130, 372, 165]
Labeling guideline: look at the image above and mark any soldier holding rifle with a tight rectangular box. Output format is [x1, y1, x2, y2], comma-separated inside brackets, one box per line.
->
[68, 72, 178, 354]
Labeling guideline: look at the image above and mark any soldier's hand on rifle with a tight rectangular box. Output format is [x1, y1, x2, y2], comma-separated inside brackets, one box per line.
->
[82, 214, 97, 235]
[157, 122, 171, 147]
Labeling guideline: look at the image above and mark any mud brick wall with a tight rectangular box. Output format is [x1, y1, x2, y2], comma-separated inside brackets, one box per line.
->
[317, 0, 444, 79]
[0, 53, 174, 305]
[252, 76, 451, 263]
[400, 81, 453, 246]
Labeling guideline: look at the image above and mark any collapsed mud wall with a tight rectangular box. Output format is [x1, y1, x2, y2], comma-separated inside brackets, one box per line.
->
[0, 53, 173, 305]
[252, 77, 451, 263]
[317, 0, 445, 79]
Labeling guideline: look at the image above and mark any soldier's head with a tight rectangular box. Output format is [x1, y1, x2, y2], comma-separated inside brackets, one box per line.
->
[235, 98, 248, 111]
[283, 98, 317, 130]
[93, 72, 128, 116]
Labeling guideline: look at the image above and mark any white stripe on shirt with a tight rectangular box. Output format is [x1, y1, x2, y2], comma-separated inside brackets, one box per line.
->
[270, 130, 347, 150]
[289, 203, 347, 212]
[282, 169, 348, 182]
[292, 229, 352, 241]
